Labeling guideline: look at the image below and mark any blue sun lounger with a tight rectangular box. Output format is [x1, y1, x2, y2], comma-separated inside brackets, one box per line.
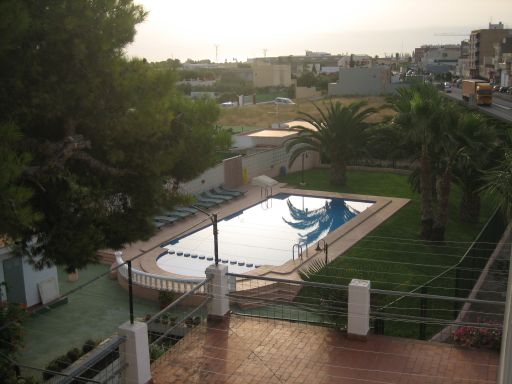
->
[219, 186, 245, 196]
[202, 190, 233, 202]
[196, 194, 223, 205]
[212, 187, 241, 198]
[154, 216, 179, 224]
[192, 197, 217, 209]
[162, 210, 192, 219]
[154, 220, 166, 229]
[175, 207, 198, 214]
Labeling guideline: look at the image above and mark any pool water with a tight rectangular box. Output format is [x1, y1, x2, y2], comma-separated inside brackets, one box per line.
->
[157, 193, 373, 277]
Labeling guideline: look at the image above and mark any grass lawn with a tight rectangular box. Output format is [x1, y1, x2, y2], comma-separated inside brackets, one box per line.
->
[278, 168, 497, 339]
[20, 264, 162, 369]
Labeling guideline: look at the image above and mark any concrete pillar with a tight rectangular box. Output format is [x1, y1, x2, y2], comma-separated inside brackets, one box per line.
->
[205, 264, 229, 320]
[348, 279, 371, 339]
[118, 321, 151, 384]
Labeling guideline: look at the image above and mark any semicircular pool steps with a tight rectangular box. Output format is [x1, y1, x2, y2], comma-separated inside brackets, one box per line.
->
[158, 248, 258, 276]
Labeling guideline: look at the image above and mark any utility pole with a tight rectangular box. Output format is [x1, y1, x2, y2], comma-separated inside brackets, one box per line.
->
[263, 48, 268, 58]
[215, 44, 219, 63]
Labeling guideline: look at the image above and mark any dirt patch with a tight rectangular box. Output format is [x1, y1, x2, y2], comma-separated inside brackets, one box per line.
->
[218, 96, 394, 129]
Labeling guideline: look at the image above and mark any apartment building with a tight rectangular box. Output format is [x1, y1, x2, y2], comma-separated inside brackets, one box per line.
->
[469, 22, 512, 79]
[252, 62, 292, 87]
[494, 37, 512, 86]
[414, 45, 460, 74]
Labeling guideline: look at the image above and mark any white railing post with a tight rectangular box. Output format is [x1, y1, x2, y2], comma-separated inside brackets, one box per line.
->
[348, 279, 371, 340]
[118, 321, 151, 384]
[205, 264, 230, 320]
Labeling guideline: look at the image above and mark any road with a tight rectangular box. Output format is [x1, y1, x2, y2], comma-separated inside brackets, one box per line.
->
[444, 88, 512, 123]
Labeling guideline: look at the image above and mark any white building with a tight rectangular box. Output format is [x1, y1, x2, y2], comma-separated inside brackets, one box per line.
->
[0, 245, 60, 307]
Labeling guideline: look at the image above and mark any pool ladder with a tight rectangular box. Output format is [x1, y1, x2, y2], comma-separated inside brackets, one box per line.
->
[292, 241, 308, 261]
[260, 186, 273, 210]
[261, 186, 272, 198]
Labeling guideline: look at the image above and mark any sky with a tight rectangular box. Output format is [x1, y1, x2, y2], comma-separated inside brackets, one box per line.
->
[125, 0, 511, 63]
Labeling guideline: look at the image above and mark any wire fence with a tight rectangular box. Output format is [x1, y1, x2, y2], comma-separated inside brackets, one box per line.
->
[16, 335, 126, 384]
[228, 273, 349, 328]
[146, 279, 210, 366]
[371, 208, 507, 341]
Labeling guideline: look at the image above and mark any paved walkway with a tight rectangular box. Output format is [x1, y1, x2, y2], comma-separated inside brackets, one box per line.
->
[151, 316, 499, 384]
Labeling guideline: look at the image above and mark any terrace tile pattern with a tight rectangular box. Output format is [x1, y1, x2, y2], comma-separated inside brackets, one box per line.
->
[151, 316, 498, 384]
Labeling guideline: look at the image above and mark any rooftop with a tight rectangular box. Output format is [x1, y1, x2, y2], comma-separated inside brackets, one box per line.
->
[247, 130, 297, 138]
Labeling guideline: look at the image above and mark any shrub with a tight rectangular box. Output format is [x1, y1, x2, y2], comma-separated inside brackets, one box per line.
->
[66, 348, 81, 362]
[452, 324, 502, 350]
[158, 291, 177, 309]
[149, 344, 166, 363]
[82, 339, 97, 354]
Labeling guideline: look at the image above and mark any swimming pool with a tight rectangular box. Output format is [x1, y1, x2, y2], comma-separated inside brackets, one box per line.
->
[157, 193, 374, 277]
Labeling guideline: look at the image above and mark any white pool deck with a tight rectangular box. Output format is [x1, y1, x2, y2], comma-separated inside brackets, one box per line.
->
[116, 183, 409, 282]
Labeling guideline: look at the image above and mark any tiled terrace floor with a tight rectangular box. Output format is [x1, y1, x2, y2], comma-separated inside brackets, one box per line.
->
[151, 315, 499, 384]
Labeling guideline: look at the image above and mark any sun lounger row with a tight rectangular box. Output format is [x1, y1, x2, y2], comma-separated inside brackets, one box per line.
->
[191, 186, 245, 209]
[153, 186, 245, 229]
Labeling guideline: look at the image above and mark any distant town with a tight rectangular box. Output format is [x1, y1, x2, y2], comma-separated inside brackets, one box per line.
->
[148, 21, 511, 104]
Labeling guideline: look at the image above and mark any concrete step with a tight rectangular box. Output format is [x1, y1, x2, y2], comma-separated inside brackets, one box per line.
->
[97, 250, 115, 265]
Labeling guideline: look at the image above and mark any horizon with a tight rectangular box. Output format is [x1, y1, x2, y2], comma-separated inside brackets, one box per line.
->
[126, 0, 511, 63]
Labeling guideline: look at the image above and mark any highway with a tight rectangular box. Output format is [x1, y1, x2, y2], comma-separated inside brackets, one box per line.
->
[444, 87, 512, 123]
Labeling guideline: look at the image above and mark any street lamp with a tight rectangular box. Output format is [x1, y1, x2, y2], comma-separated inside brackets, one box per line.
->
[315, 239, 328, 264]
[192, 205, 219, 266]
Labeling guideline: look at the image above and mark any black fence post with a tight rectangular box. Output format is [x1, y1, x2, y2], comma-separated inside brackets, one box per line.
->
[419, 286, 427, 340]
[453, 267, 460, 319]
[128, 259, 134, 324]
[374, 317, 384, 335]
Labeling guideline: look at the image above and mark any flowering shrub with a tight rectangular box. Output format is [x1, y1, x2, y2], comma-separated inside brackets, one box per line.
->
[452, 323, 502, 351]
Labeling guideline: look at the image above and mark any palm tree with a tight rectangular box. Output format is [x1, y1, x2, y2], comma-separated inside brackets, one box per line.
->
[483, 132, 512, 220]
[430, 104, 473, 241]
[453, 113, 496, 223]
[387, 84, 443, 240]
[285, 99, 376, 186]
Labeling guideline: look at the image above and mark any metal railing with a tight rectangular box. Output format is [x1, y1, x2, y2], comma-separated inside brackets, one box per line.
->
[146, 279, 211, 365]
[115, 252, 207, 294]
[226, 271, 505, 343]
[17, 336, 126, 384]
[371, 209, 506, 339]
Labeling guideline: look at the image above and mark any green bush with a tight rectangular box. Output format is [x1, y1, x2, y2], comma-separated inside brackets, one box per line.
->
[149, 344, 166, 363]
[158, 291, 177, 309]
[66, 347, 81, 362]
[82, 339, 97, 354]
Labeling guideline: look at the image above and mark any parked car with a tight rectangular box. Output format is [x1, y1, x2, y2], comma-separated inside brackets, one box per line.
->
[507, 88, 512, 95]
[443, 82, 452, 93]
[499, 86, 509, 93]
[493, 85, 501, 92]
[220, 101, 236, 108]
[274, 97, 295, 105]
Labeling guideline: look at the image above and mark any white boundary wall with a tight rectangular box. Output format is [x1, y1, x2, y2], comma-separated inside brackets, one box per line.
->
[242, 147, 319, 180]
[180, 163, 224, 195]
[179, 147, 319, 194]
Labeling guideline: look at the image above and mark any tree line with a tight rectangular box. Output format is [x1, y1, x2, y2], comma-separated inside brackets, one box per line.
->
[0, 0, 224, 271]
